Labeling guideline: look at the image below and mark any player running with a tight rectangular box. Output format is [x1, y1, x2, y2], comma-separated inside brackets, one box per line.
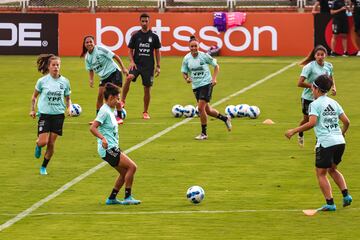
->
[30, 54, 72, 175]
[297, 45, 336, 147]
[181, 35, 232, 140]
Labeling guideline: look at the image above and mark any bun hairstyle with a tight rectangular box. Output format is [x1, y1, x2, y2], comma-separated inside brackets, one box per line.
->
[104, 83, 120, 100]
[313, 74, 333, 93]
[189, 35, 198, 43]
[37, 54, 59, 74]
[80, 35, 95, 57]
[300, 45, 328, 66]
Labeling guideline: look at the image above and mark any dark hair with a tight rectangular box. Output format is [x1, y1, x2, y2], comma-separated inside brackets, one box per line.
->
[104, 83, 120, 100]
[300, 45, 328, 66]
[37, 54, 60, 74]
[140, 13, 150, 19]
[313, 74, 333, 93]
[189, 35, 198, 43]
[80, 35, 95, 58]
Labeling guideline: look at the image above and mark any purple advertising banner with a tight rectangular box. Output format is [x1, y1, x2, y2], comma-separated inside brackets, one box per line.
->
[0, 13, 58, 55]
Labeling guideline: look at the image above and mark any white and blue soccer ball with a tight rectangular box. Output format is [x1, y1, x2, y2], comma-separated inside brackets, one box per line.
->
[172, 104, 184, 118]
[70, 103, 82, 117]
[246, 105, 261, 119]
[236, 104, 249, 118]
[186, 186, 205, 204]
[225, 105, 238, 118]
[195, 106, 200, 117]
[114, 108, 127, 119]
[183, 105, 196, 118]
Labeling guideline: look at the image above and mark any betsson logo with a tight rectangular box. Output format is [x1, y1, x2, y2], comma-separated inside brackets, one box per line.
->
[96, 18, 278, 52]
[0, 22, 48, 47]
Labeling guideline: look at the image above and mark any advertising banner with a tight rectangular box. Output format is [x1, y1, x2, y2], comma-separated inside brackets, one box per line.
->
[59, 13, 313, 56]
[0, 13, 58, 55]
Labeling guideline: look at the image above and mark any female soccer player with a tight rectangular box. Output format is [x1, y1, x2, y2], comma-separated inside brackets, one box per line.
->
[286, 74, 352, 211]
[90, 83, 141, 205]
[81, 35, 129, 124]
[181, 36, 231, 140]
[297, 45, 336, 147]
[30, 54, 72, 175]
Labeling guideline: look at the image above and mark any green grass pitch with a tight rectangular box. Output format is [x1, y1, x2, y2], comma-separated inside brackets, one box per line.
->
[0, 56, 359, 239]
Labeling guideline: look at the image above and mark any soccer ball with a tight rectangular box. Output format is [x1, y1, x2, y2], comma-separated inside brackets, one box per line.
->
[70, 103, 82, 117]
[195, 106, 200, 117]
[183, 105, 196, 118]
[172, 104, 184, 118]
[186, 186, 205, 204]
[114, 108, 127, 119]
[247, 105, 261, 119]
[236, 104, 249, 118]
[225, 105, 238, 118]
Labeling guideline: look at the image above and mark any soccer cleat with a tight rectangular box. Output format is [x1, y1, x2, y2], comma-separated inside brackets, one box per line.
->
[194, 133, 208, 140]
[320, 204, 336, 211]
[298, 136, 304, 147]
[225, 115, 232, 131]
[343, 195, 352, 207]
[122, 195, 141, 205]
[34, 145, 42, 159]
[40, 166, 48, 175]
[116, 117, 124, 125]
[105, 198, 124, 205]
[143, 112, 150, 120]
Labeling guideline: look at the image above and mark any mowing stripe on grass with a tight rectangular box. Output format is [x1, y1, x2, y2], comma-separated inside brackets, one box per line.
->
[0, 62, 296, 232]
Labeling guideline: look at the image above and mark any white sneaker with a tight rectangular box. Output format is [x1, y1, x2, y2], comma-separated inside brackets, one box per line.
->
[298, 136, 304, 147]
[357, 51, 360, 56]
[195, 133, 208, 140]
[225, 115, 232, 131]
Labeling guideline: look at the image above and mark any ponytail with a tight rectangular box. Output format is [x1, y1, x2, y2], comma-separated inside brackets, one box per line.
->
[300, 45, 327, 66]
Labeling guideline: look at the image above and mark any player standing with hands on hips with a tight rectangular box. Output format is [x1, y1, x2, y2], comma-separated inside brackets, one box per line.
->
[286, 74, 352, 211]
[30, 54, 72, 175]
[181, 36, 232, 140]
[120, 13, 161, 119]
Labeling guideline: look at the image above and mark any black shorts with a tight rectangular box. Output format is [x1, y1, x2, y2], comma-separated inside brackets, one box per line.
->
[193, 84, 213, 103]
[315, 144, 345, 168]
[102, 147, 121, 167]
[129, 66, 154, 87]
[38, 113, 65, 136]
[301, 98, 313, 115]
[99, 69, 122, 87]
[354, 11, 360, 33]
[332, 19, 349, 34]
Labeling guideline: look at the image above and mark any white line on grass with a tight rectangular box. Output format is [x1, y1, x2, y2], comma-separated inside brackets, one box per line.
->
[1, 207, 359, 216]
[0, 62, 296, 232]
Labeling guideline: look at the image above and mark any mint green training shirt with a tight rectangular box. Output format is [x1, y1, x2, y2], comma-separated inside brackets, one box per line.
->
[95, 104, 119, 158]
[181, 51, 218, 89]
[300, 61, 333, 101]
[309, 95, 345, 148]
[85, 45, 119, 80]
[35, 74, 71, 115]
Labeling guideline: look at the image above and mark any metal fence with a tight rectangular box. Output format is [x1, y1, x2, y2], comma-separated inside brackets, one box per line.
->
[0, 0, 313, 11]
